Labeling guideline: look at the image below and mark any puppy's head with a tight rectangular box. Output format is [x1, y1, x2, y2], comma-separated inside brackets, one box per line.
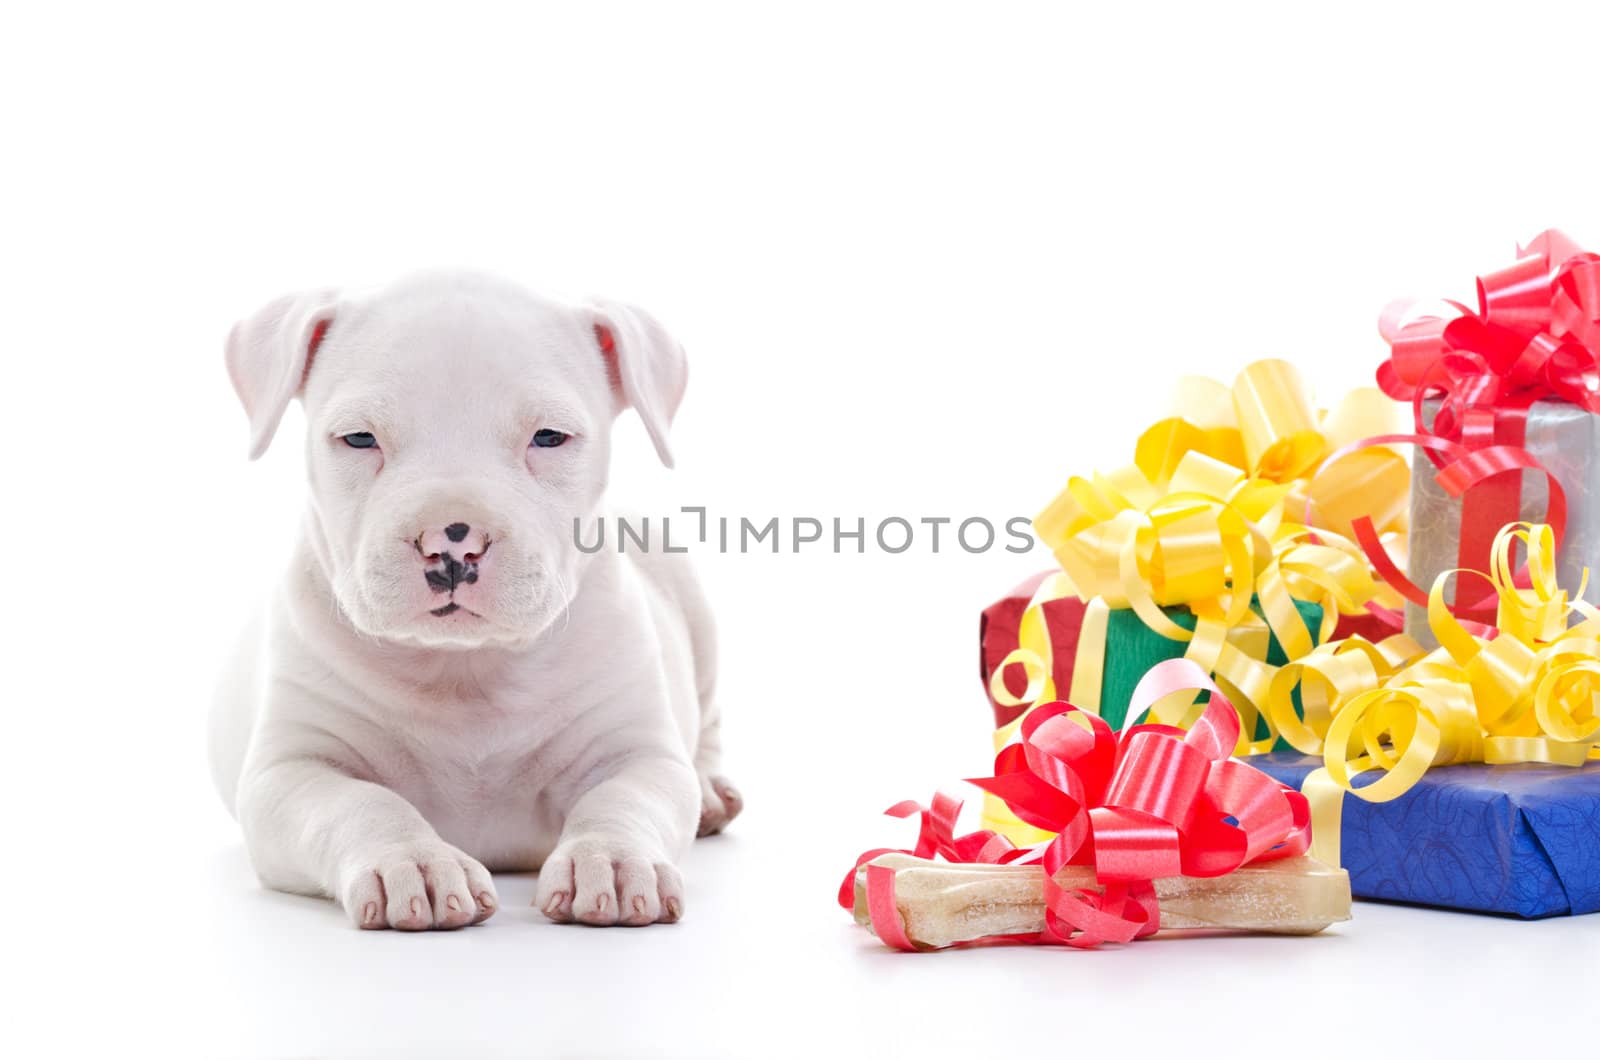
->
[225, 271, 686, 648]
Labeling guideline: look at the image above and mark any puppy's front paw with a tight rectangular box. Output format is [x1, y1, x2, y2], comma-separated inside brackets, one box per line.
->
[535, 839, 684, 927]
[338, 842, 498, 931]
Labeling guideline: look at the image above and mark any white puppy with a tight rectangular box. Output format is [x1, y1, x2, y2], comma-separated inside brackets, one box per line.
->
[208, 271, 739, 930]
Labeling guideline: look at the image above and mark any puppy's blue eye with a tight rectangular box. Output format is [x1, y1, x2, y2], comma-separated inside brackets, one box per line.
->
[341, 432, 378, 449]
[532, 429, 568, 448]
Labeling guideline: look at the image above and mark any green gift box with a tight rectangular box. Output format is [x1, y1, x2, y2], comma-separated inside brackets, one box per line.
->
[979, 571, 1394, 734]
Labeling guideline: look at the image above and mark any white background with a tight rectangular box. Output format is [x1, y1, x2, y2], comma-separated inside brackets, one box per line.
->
[5, 2, 1598, 1057]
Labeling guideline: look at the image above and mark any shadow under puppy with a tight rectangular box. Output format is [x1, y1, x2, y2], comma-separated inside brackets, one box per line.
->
[208, 271, 740, 930]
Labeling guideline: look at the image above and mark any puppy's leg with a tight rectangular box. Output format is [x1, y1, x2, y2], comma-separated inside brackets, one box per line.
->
[639, 551, 742, 836]
[535, 752, 699, 927]
[238, 758, 498, 931]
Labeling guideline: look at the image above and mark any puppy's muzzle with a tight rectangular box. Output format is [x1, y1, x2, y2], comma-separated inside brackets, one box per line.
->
[416, 522, 490, 602]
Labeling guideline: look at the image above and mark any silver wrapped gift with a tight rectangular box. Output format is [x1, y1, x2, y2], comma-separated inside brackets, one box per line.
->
[1405, 398, 1600, 647]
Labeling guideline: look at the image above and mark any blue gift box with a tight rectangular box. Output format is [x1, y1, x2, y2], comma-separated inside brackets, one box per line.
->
[1250, 753, 1600, 918]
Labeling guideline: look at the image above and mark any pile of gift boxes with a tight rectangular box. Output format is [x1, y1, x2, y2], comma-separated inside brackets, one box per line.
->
[978, 232, 1600, 918]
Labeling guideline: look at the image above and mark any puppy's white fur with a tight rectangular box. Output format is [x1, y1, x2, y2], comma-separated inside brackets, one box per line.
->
[208, 272, 738, 930]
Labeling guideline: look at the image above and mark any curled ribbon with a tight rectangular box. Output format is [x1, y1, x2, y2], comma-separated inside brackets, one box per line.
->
[842, 659, 1312, 950]
[1261, 522, 1600, 863]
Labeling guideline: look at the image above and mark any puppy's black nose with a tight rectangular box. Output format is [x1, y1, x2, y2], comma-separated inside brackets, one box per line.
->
[445, 522, 470, 543]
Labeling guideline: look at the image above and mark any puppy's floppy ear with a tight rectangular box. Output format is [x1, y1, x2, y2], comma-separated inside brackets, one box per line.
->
[586, 299, 688, 468]
[225, 288, 339, 460]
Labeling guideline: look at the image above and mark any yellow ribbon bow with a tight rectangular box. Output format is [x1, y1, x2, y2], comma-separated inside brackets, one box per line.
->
[982, 360, 1410, 840]
[1284, 523, 1600, 864]
[1018, 360, 1406, 732]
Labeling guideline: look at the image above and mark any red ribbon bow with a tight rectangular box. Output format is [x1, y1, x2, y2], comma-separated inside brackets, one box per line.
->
[1379, 229, 1600, 428]
[839, 659, 1312, 949]
[1338, 231, 1597, 619]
